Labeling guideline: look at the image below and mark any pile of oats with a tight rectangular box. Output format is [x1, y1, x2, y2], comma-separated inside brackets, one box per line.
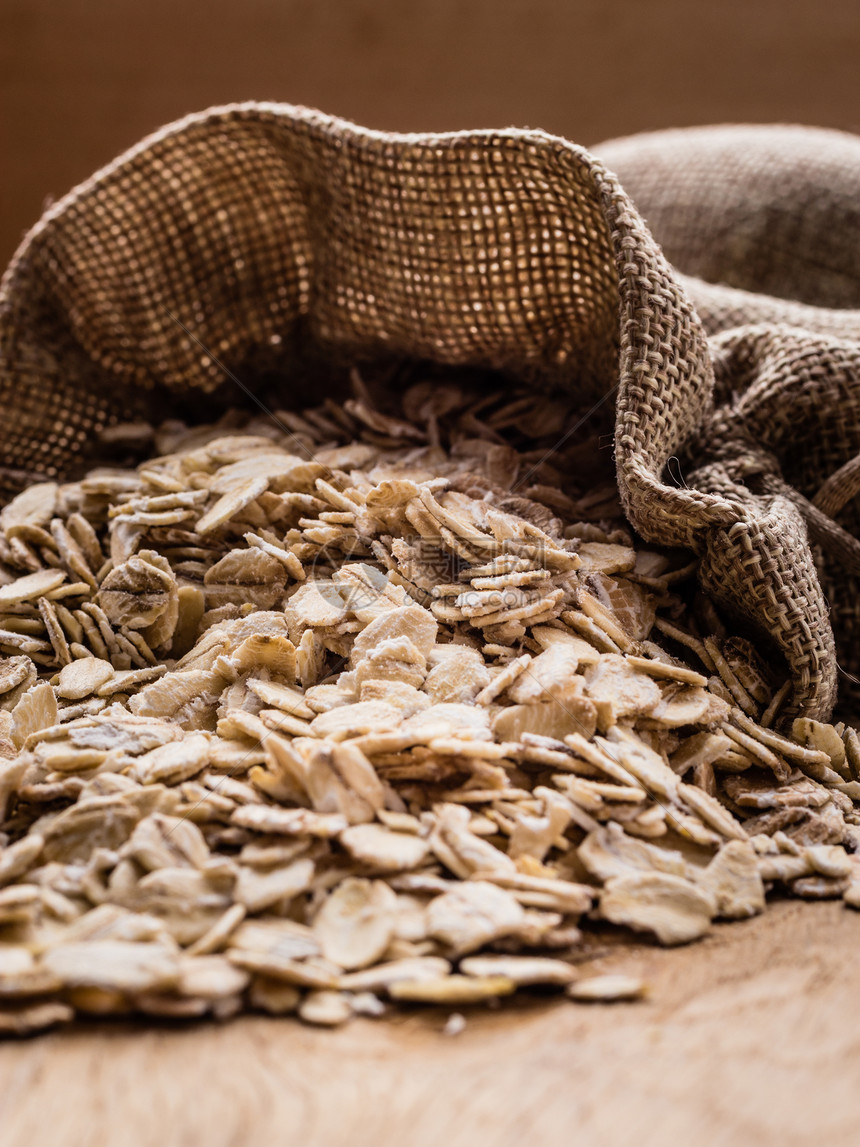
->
[0, 370, 858, 1035]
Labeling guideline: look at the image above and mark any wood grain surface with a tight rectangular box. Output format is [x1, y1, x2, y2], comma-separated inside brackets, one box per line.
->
[1, 899, 858, 1147]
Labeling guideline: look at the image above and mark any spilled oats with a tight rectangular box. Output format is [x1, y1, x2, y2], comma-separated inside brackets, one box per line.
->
[0, 370, 858, 1034]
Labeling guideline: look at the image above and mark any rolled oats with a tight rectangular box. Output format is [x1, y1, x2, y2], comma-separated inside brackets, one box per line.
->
[298, 989, 353, 1026]
[599, 872, 716, 945]
[426, 881, 526, 955]
[568, 974, 647, 1002]
[459, 954, 577, 986]
[696, 840, 766, 919]
[339, 823, 431, 872]
[234, 857, 314, 914]
[248, 976, 301, 1015]
[41, 940, 180, 993]
[389, 974, 516, 1004]
[0, 371, 856, 1033]
[312, 877, 397, 970]
[0, 1001, 74, 1035]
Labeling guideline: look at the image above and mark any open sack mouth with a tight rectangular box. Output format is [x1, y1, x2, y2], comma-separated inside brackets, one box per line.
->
[0, 107, 859, 1035]
[3, 105, 859, 721]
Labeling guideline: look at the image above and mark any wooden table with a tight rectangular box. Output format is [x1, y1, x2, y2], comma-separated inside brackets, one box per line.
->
[1, 899, 857, 1147]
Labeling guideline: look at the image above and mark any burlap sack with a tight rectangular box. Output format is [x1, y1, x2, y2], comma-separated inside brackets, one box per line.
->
[1, 105, 857, 722]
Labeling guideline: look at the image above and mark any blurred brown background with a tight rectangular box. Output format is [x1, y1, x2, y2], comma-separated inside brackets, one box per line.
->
[1, 0, 859, 266]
